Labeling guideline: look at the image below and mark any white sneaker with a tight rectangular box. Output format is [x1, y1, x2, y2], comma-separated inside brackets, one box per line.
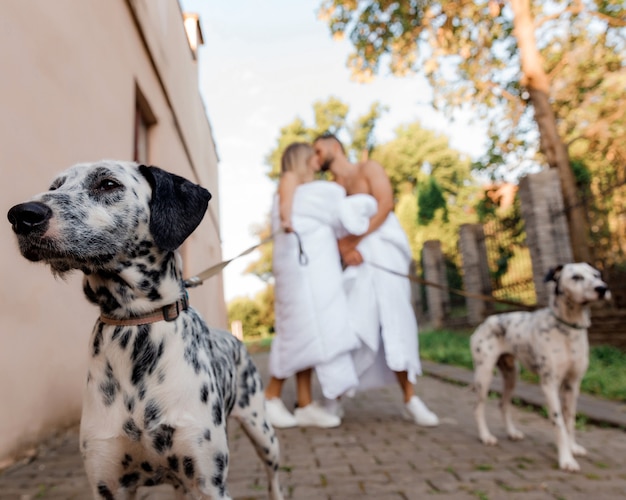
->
[324, 398, 344, 419]
[265, 398, 297, 429]
[403, 396, 439, 427]
[294, 402, 341, 428]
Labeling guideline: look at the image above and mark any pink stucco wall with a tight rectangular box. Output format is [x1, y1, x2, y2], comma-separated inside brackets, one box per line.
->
[0, 0, 226, 464]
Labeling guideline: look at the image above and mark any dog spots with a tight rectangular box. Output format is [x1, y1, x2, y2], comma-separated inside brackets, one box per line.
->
[212, 401, 223, 426]
[124, 393, 135, 413]
[93, 323, 104, 357]
[151, 424, 175, 454]
[144, 399, 162, 428]
[99, 361, 120, 406]
[212, 452, 228, 495]
[200, 383, 209, 403]
[140, 461, 153, 472]
[183, 456, 195, 479]
[119, 329, 132, 350]
[167, 454, 179, 472]
[97, 482, 114, 500]
[121, 454, 133, 469]
[204, 428, 211, 441]
[131, 325, 163, 386]
[123, 418, 142, 441]
[119, 472, 140, 488]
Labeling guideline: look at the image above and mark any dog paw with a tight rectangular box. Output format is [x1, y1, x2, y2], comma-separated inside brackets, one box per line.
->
[480, 434, 498, 446]
[559, 455, 580, 472]
[507, 428, 524, 441]
[571, 443, 587, 456]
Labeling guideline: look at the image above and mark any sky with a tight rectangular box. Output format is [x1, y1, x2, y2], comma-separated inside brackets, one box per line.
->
[180, 0, 487, 302]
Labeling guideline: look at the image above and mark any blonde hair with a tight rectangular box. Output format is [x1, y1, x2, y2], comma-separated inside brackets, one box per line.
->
[281, 142, 313, 177]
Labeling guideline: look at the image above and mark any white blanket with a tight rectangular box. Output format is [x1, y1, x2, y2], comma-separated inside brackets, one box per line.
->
[344, 212, 422, 391]
[270, 181, 377, 399]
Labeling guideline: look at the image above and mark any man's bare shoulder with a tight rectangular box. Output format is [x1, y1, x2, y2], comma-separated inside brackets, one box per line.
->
[357, 159, 385, 176]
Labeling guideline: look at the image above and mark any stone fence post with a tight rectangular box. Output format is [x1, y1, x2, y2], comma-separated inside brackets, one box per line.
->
[459, 223, 493, 325]
[518, 169, 573, 306]
[422, 240, 449, 329]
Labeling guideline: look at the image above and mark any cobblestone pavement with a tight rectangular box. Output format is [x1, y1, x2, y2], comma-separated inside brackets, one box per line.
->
[1, 351, 625, 499]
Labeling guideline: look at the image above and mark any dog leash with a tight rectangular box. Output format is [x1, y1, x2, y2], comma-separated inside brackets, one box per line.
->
[366, 261, 537, 311]
[184, 231, 534, 311]
[184, 229, 308, 289]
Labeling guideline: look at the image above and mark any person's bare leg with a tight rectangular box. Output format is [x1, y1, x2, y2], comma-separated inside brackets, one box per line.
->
[396, 370, 439, 426]
[295, 369, 313, 408]
[265, 376, 285, 400]
[293, 368, 341, 428]
[395, 371, 414, 403]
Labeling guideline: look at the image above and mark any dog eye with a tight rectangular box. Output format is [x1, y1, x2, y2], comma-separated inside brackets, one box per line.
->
[95, 179, 122, 192]
[572, 274, 583, 281]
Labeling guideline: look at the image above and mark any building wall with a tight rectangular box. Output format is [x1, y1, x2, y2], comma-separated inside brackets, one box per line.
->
[0, 0, 226, 464]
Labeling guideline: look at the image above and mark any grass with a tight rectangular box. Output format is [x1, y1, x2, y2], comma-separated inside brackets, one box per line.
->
[418, 328, 626, 402]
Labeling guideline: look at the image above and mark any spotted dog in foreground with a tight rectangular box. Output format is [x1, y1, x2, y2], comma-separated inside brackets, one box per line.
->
[8, 161, 284, 499]
[470, 263, 610, 472]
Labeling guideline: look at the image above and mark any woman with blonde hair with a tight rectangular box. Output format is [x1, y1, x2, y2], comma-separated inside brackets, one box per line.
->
[264, 142, 376, 428]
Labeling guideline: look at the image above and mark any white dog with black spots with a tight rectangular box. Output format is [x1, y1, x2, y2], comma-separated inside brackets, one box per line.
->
[8, 160, 284, 499]
[470, 262, 610, 472]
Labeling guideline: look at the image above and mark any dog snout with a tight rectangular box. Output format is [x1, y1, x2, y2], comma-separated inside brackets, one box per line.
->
[595, 285, 610, 300]
[7, 202, 52, 235]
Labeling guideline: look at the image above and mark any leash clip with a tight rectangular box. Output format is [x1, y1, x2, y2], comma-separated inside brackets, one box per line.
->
[184, 276, 203, 288]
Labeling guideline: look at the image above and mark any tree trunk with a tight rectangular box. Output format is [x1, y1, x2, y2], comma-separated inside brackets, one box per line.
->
[510, 0, 591, 263]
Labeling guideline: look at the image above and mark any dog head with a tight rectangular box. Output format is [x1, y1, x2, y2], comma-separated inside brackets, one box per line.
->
[7, 160, 211, 275]
[545, 263, 611, 305]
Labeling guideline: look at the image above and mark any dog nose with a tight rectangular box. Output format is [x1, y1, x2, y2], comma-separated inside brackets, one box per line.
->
[595, 286, 608, 299]
[7, 202, 52, 235]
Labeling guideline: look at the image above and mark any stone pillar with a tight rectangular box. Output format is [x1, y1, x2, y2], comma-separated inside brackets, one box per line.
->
[518, 169, 574, 306]
[459, 223, 493, 325]
[422, 240, 449, 328]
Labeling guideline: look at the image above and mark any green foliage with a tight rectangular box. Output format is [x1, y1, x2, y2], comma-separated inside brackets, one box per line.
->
[417, 177, 447, 225]
[418, 329, 473, 370]
[581, 345, 626, 400]
[227, 286, 275, 339]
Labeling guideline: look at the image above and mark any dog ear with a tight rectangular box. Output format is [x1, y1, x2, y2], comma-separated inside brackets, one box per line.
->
[544, 264, 564, 283]
[139, 165, 212, 251]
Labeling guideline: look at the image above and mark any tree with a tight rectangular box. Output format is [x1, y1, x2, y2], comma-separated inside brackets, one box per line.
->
[227, 286, 275, 338]
[318, 0, 625, 262]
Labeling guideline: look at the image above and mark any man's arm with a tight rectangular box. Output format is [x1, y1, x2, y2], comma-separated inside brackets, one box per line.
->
[339, 160, 394, 265]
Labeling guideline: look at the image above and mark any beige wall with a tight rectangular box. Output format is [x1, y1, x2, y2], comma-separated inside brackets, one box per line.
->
[0, 0, 226, 464]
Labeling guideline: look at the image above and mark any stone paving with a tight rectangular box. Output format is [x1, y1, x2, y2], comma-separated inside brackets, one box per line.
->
[1, 351, 626, 499]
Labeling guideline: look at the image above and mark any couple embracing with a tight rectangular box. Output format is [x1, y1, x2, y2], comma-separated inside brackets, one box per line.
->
[264, 133, 439, 429]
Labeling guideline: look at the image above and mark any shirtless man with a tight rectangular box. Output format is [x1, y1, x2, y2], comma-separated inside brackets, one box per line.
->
[313, 132, 439, 426]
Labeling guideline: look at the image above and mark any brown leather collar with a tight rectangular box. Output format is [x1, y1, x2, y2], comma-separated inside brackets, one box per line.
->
[99, 295, 189, 326]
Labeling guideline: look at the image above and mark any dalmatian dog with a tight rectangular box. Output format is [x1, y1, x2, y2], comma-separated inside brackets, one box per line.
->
[470, 263, 610, 472]
[7, 161, 284, 499]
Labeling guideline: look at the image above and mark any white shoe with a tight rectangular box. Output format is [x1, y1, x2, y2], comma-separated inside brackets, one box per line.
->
[324, 398, 344, 418]
[265, 398, 297, 429]
[403, 396, 439, 427]
[294, 402, 341, 428]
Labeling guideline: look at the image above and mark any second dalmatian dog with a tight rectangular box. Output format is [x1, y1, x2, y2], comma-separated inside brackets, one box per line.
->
[471, 262, 610, 472]
[7, 161, 284, 499]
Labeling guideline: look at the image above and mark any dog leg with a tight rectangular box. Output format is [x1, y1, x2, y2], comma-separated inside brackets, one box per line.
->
[89, 482, 137, 500]
[497, 354, 524, 441]
[540, 380, 579, 471]
[232, 400, 284, 500]
[473, 356, 498, 445]
[561, 380, 587, 457]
